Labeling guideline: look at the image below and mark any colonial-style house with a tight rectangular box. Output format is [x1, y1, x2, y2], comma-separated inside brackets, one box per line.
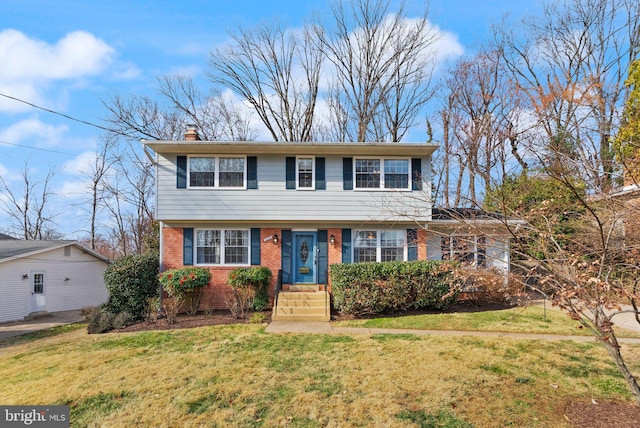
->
[143, 128, 513, 321]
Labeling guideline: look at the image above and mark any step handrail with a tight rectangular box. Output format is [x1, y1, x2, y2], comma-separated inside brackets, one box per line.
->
[274, 269, 283, 309]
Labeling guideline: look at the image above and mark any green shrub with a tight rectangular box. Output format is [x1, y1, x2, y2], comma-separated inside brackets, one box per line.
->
[330, 260, 461, 316]
[86, 305, 133, 334]
[159, 267, 211, 315]
[103, 253, 159, 321]
[227, 267, 272, 311]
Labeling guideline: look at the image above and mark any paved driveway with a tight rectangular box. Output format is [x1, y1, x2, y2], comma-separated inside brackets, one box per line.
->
[0, 310, 84, 340]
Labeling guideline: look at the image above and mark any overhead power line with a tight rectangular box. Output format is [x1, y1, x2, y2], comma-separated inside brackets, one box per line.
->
[0, 139, 74, 155]
[0, 92, 136, 139]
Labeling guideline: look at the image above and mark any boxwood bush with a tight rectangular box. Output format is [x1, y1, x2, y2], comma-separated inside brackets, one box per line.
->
[330, 260, 461, 316]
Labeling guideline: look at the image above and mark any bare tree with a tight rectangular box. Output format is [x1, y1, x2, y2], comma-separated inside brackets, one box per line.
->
[435, 48, 521, 206]
[496, 0, 640, 192]
[209, 21, 322, 142]
[0, 164, 57, 240]
[104, 75, 257, 142]
[73, 136, 116, 250]
[312, 0, 439, 142]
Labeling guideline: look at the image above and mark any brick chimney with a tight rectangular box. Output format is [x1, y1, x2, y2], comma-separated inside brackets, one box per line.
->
[184, 124, 200, 141]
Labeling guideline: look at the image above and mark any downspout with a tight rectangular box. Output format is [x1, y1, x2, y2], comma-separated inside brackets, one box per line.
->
[143, 140, 162, 314]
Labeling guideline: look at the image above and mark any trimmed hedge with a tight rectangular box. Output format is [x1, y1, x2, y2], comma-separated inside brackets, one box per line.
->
[330, 260, 461, 316]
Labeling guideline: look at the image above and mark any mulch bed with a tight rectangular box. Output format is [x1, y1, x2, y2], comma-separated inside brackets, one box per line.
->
[112, 310, 271, 333]
[565, 401, 640, 427]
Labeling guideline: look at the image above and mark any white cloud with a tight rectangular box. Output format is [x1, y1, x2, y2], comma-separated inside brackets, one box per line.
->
[62, 151, 97, 176]
[0, 29, 114, 81]
[0, 117, 69, 147]
[57, 179, 87, 200]
[0, 29, 136, 112]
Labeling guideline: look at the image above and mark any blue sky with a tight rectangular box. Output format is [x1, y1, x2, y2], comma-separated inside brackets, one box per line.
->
[0, 0, 539, 238]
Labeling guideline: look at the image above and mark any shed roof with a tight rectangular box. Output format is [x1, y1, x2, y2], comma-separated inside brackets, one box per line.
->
[0, 240, 111, 264]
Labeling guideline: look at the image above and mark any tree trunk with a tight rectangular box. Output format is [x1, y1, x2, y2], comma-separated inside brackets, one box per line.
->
[600, 335, 640, 404]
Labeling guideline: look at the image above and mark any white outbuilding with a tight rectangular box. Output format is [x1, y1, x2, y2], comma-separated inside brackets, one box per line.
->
[0, 239, 110, 323]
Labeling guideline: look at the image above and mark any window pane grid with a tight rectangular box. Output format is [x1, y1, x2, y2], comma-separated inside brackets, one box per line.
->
[219, 158, 244, 187]
[355, 159, 380, 188]
[33, 274, 44, 294]
[189, 157, 245, 188]
[355, 248, 377, 263]
[298, 158, 314, 188]
[354, 230, 405, 263]
[197, 230, 220, 264]
[384, 159, 409, 189]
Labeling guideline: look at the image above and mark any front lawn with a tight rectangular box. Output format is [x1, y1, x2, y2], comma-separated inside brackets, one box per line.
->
[1, 323, 639, 426]
[333, 302, 640, 337]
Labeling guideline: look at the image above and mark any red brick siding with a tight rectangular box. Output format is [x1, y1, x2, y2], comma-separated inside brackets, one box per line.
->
[161, 226, 431, 309]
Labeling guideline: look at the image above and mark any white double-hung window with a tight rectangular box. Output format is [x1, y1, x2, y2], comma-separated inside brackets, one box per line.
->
[353, 230, 406, 263]
[297, 157, 314, 189]
[354, 158, 410, 190]
[196, 229, 249, 265]
[188, 156, 245, 188]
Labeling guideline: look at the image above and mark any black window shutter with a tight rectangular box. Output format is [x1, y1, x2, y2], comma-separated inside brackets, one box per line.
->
[317, 230, 328, 284]
[177, 156, 187, 189]
[407, 229, 418, 261]
[183, 228, 194, 265]
[411, 158, 422, 190]
[282, 230, 292, 283]
[343, 158, 353, 190]
[285, 157, 296, 189]
[315, 157, 326, 190]
[341, 228, 352, 263]
[247, 156, 258, 189]
[250, 228, 260, 265]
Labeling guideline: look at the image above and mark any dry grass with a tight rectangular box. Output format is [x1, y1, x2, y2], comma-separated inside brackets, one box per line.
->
[1, 323, 639, 427]
[334, 303, 640, 338]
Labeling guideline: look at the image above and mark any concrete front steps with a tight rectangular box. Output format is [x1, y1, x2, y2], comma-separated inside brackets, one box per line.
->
[272, 285, 330, 322]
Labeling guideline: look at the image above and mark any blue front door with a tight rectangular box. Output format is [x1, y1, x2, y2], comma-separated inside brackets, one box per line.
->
[293, 232, 317, 283]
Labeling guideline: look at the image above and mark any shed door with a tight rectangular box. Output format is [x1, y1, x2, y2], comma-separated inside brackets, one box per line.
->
[30, 272, 46, 313]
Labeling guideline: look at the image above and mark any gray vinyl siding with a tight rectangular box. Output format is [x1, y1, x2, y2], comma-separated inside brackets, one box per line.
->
[155, 154, 432, 223]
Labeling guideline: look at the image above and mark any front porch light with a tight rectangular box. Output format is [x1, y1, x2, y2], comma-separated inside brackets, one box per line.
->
[330, 234, 336, 245]
[273, 234, 279, 245]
